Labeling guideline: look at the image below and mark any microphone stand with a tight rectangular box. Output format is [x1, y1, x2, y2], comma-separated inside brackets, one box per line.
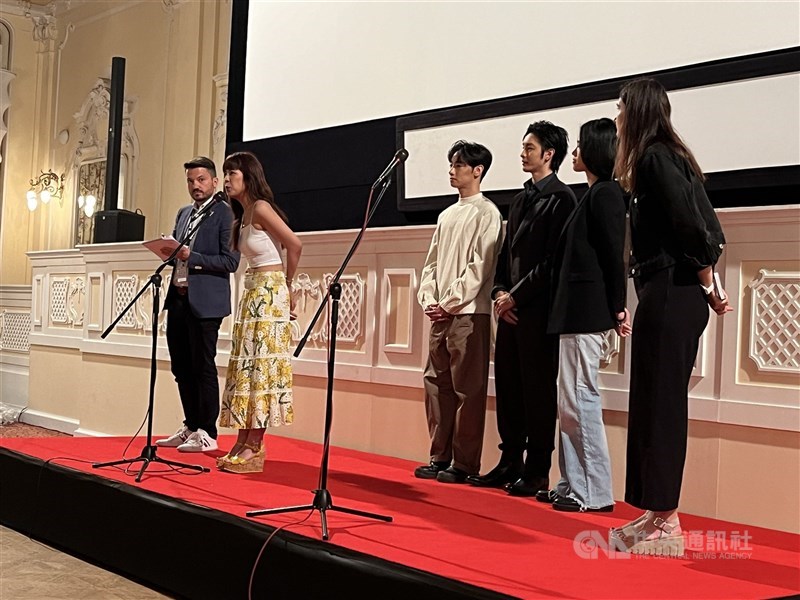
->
[92, 207, 218, 482]
[247, 174, 396, 540]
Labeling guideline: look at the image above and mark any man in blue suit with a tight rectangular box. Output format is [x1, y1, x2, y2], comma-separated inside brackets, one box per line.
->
[157, 157, 240, 452]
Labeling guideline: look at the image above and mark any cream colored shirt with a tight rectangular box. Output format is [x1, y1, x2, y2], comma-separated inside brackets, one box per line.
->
[417, 193, 503, 315]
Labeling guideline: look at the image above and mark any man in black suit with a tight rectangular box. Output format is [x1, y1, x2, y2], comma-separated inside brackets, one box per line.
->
[156, 157, 240, 453]
[467, 122, 577, 495]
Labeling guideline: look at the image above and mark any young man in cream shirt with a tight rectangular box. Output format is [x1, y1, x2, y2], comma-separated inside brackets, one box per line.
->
[414, 141, 503, 483]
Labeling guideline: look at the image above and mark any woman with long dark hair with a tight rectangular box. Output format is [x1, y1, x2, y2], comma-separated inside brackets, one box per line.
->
[217, 151, 302, 473]
[612, 79, 732, 555]
[542, 118, 629, 513]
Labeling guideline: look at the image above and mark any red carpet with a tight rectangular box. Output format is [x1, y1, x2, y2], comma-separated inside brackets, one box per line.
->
[2, 434, 798, 599]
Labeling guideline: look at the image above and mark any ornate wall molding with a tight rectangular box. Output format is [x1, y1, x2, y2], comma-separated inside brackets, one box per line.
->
[212, 72, 228, 172]
[748, 269, 800, 373]
[24, 207, 800, 432]
[69, 77, 140, 241]
[0, 69, 15, 165]
[48, 275, 84, 327]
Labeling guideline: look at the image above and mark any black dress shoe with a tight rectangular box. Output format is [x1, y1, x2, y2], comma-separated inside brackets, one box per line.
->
[535, 489, 559, 504]
[552, 495, 614, 512]
[504, 476, 549, 497]
[414, 460, 450, 480]
[465, 461, 522, 488]
[436, 466, 469, 484]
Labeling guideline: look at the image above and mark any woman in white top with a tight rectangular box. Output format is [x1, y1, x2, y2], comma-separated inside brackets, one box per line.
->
[217, 151, 303, 473]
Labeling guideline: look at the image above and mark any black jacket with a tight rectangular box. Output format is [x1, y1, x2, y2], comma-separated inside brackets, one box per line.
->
[548, 180, 626, 335]
[493, 175, 577, 308]
[629, 143, 725, 280]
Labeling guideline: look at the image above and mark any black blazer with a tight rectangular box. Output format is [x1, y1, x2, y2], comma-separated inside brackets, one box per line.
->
[493, 175, 577, 309]
[164, 201, 241, 319]
[548, 180, 626, 335]
[630, 142, 725, 280]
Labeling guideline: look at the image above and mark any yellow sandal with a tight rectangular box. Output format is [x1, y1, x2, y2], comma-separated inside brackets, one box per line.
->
[216, 442, 246, 468]
[219, 442, 265, 474]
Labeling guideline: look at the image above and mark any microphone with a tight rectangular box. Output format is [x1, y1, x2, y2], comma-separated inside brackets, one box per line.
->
[194, 191, 227, 219]
[372, 148, 409, 188]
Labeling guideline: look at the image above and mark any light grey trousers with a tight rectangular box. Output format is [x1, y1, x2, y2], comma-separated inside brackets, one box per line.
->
[555, 332, 615, 509]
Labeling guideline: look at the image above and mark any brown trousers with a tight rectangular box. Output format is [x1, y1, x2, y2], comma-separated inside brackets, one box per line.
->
[423, 314, 491, 474]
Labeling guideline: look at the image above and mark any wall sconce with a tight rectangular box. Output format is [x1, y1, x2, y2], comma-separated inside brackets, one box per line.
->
[27, 169, 65, 211]
[77, 190, 98, 218]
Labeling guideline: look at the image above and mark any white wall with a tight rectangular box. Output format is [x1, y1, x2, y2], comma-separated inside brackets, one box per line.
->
[243, 1, 799, 140]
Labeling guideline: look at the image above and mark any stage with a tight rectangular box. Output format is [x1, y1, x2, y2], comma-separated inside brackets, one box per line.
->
[0, 435, 798, 599]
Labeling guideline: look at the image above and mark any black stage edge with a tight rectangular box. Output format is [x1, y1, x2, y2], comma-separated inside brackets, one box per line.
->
[0, 448, 515, 600]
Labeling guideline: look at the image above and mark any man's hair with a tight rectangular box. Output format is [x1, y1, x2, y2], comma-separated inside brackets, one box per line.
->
[523, 121, 569, 173]
[183, 156, 216, 178]
[578, 118, 617, 181]
[447, 140, 492, 180]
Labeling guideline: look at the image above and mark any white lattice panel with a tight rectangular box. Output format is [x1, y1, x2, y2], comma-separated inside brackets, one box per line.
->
[748, 270, 800, 373]
[323, 273, 364, 344]
[50, 278, 70, 324]
[113, 275, 140, 329]
[0, 310, 31, 352]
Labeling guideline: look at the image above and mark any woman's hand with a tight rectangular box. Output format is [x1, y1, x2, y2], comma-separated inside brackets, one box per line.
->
[614, 308, 632, 337]
[707, 289, 733, 316]
[289, 284, 297, 320]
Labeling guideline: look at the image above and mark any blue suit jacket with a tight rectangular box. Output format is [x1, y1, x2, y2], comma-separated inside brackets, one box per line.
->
[164, 200, 240, 319]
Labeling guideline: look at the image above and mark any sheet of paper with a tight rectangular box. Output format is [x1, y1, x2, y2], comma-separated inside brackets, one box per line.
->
[142, 235, 182, 262]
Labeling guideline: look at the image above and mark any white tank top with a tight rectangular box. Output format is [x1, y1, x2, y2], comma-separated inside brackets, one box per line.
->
[239, 224, 283, 268]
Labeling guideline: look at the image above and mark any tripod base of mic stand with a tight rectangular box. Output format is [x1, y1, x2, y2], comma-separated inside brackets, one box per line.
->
[92, 445, 210, 483]
[247, 488, 392, 541]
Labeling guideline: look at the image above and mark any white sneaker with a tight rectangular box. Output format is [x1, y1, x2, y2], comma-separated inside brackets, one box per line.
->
[176, 428, 218, 453]
[155, 426, 193, 447]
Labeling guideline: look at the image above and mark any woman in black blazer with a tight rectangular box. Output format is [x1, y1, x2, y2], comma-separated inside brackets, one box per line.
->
[611, 78, 732, 556]
[543, 118, 629, 513]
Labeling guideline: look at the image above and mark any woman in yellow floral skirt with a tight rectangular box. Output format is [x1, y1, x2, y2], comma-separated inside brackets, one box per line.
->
[217, 151, 302, 473]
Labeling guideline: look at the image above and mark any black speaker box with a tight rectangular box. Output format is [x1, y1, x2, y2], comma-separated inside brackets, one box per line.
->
[93, 209, 145, 243]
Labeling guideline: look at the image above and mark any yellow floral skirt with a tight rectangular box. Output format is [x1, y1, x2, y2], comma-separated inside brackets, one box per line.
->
[220, 271, 294, 429]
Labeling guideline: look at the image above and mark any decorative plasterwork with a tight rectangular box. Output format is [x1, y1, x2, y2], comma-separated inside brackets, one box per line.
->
[599, 329, 620, 369]
[748, 269, 800, 373]
[0, 69, 15, 165]
[71, 78, 140, 163]
[212, 72, 228, 171]
[29, 13, 58, 52]
[69, 78, 140, 214]
[212, 73, 228, 148]
[161, 0, 183, 13]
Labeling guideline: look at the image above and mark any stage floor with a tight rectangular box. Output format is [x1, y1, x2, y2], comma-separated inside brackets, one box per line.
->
[1, 434, 798, 599]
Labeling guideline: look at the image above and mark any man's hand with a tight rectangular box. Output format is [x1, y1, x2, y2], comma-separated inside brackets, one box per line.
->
[424, 304, 451, 323]
[494, 291, 518, 325]
[176, 246, 190, 261]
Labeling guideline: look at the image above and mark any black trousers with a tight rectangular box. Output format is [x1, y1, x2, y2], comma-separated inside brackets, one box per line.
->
[625, 265, 709, 511]
[493, 303, 559, 479]
[165, 292, 223, 439]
